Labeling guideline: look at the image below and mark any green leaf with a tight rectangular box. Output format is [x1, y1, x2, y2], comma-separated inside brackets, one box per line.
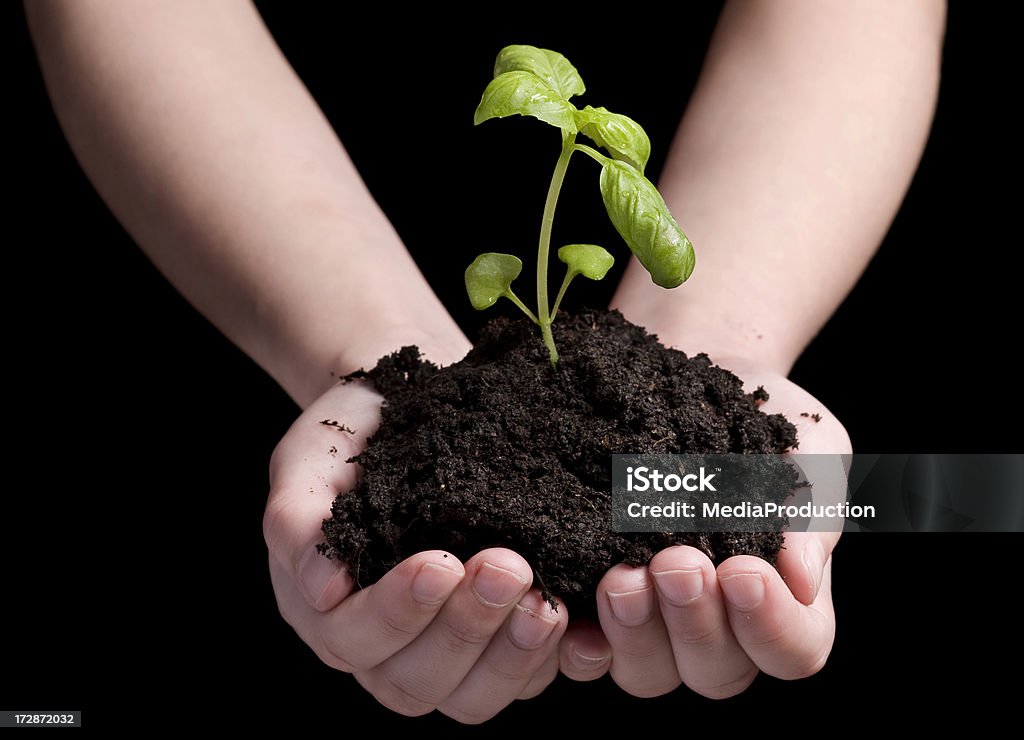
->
[474, 72, 577, 132]
[599, 160, 695, 288]
[465, 253, 523, 310]
[575, 106, 651, 172]
[493, 45, 586, 100]
[558, 244, 615, 281]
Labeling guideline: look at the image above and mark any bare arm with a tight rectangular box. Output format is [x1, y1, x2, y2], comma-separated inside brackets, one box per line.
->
[25, 0, 469, 407]
[583, 0, 946, 699]
[27, 4, 568, 721]
[613, 0, 945, 372]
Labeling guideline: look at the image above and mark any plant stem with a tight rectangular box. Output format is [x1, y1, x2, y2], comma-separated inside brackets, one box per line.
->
[550, 270, 576, 322]
[538, 134, 576, 366]
[505, 290, 539, 324]
[572, 142, 610, 166]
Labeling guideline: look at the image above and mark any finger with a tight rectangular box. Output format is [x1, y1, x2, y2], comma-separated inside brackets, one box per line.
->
[270, 549, 354, 642]
[596, 565, 681, 697]
[439, 590, 567, 724]
[778, 531, 840, 605]
[558, 620, 611, 681]
[718, 554, 835, 680]
[518, 649, 561, 700]
[772, 396, 848, 605]
[649, 546, 758, 699]
[263, 380, 383, 612]
[357, 548, 532, 717]
[312, 551, 464, 671]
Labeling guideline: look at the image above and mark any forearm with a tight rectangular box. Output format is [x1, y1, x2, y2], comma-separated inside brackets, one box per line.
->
[613, 0, 945, 371]
[26, 0, 468, 406]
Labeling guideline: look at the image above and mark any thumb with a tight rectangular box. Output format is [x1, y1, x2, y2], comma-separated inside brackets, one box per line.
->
[778, 530, 840, 606]
[262, 379, 382, 611]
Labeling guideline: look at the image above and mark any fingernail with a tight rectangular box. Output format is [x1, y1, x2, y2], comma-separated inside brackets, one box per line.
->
[803, 539, 825, 601]
[473, 562, 528, 607]
[606, 587, 654, 626]
[412, 562, 463, 605]
[651, 568, 704, 606]
[298, 546, 341, 609]
[571, 646, 610, 669]
[720, 573, 765, 611]
[508, 601, 558, 650]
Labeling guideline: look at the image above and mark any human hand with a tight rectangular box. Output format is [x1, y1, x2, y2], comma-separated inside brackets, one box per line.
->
[263, 379, 568, 723]
[558, 360, 850, 698]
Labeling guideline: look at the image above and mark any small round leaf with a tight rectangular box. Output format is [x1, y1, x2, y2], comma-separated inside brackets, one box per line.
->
[465, 253, 523, 310]
[558, 244, 615, 281]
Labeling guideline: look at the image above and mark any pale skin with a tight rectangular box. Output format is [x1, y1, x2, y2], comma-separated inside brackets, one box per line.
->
[27, 0, 944, 722]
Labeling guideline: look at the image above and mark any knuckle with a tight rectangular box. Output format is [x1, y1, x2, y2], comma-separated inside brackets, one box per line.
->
[439, 705, 494, 725]
[476, 652, 530, 683]
[314, 637, 358, 674]
[611, 671, 681, 699]
[611, 641, 664, 663]
[375, 609, 425, 643]
[692, 668, 759, 700]
[318, 650, 358, 674]
[519, 663, 559, 700]
[786, 643, 832, 680]
[672, 622, 724, 648]
[742, 623, 790, 650]
[436, 618, 495, 655]
[374, 670, 438, 717]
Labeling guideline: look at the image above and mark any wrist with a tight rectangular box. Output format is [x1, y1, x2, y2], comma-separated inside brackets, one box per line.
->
[611, 266, 803, 374]
[336, 316, 472, 376]
[634, 319, 798, 375]
[278, 305, 471, 409]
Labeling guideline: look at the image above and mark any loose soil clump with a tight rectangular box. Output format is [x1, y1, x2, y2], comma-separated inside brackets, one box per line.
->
[320, 309, 796, 612]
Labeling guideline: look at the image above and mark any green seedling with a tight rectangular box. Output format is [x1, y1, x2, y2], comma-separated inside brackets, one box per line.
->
[465, 45, 696, 366]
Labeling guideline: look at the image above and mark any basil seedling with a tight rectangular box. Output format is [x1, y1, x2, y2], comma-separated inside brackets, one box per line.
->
[466, 45, 696, 365]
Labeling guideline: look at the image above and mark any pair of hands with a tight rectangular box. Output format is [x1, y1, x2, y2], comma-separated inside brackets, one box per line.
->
[262, 360, 851, 723]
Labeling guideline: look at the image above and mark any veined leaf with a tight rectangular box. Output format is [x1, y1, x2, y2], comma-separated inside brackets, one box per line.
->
[575, 106, 651, 172]
[474, 71, 577, 133]
[600, 160, 695, 288]
[494, 45, 586, 99]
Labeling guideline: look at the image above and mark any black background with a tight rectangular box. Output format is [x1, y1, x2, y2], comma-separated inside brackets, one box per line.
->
[6, 3, 1019, 729]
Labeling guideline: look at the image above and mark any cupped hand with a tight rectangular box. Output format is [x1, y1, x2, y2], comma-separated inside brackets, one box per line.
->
[559, 361, 851, 698]
[263, 380, 567, 723]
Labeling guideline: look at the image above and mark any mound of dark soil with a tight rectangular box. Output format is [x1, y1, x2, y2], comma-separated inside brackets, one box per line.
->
[319, 309, 797, 613]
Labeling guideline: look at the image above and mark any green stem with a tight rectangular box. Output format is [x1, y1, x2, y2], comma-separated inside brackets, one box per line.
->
[538, 134, 576, 366]
[550, 270, 576, 322]
[504, 290, 539, 325]
[572, 142, 610, 166]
